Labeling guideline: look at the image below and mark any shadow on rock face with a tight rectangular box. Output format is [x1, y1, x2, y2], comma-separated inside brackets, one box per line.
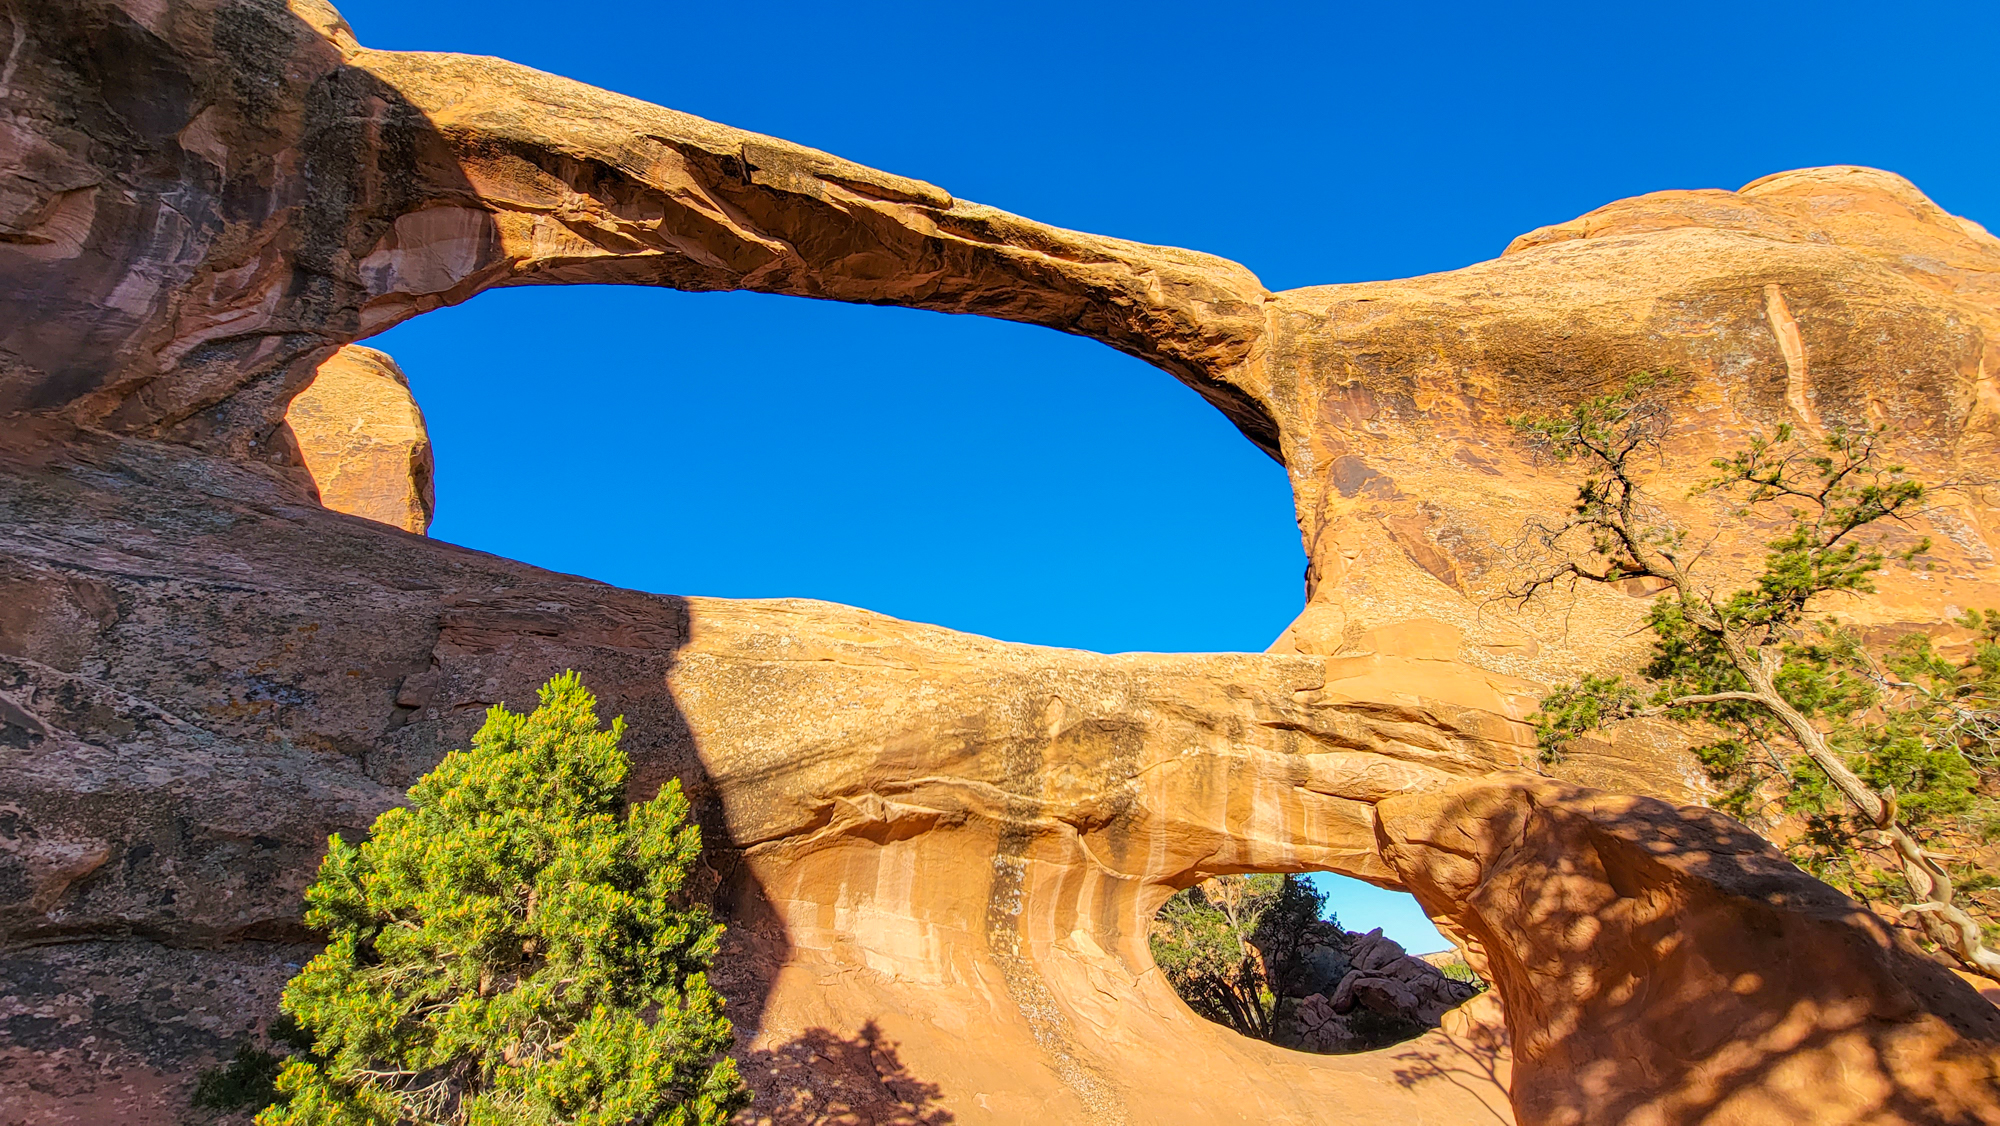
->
[0, 0, 506, 464]
[738, 1021, 954, 1126]
[0, 429, 795, 1119]
[1379, 775, 2000, 1124]
[1388, 996, 1513, 1126]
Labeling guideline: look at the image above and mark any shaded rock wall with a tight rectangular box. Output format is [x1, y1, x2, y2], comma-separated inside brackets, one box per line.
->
[4, 2, 2000, 1124]
[1383, 776, 2000, 1124]
[0, 425, 1518, 1124]
[8, 1, 1996, 685]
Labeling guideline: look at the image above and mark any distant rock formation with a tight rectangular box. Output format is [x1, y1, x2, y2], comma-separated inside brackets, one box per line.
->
[5, 2, 2000, 1124]
[283, 345, 433, 533]
[1268, 925, 1482, 1053]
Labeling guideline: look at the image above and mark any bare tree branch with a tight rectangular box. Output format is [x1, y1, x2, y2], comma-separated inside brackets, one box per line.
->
[1509, 382, 2000, 980]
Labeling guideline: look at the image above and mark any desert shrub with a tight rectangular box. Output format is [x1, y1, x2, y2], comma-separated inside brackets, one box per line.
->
[1148, 874, 1325, 1040]
[1513, 375, 1999, 976]
[256, 671, 748, 1126]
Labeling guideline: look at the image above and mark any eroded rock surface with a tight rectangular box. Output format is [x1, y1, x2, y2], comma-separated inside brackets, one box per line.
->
[4, 2, 2000, 1124]
[0, 426, 1519, 1125]
[1380, 776, 2000, 1125]
[282, 345, 433, 533]
[1265, 164, 2000, 681]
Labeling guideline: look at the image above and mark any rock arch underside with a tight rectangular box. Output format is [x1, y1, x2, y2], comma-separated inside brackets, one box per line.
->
[8, 2, 2000, 1123]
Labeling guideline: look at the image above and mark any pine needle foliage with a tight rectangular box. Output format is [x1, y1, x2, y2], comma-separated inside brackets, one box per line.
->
[1510, 375, 2000, 977]
[257, 672, 749, 1126]
[1148, 874, 1325, 1041]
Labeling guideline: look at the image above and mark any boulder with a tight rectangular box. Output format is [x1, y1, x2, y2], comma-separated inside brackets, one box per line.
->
[282, 345, 434, 533]
[1322, 928, 1479, 1028]
[1292, 993, 1360, 1053]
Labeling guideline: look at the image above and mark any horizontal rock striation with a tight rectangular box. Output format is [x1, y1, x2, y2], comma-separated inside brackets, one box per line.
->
[0, 425, 1520, 1124]
[5, 1, 2000, 1123]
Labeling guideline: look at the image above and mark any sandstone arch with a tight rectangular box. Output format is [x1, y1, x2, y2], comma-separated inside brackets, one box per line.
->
[6, 2, 2000, 1123]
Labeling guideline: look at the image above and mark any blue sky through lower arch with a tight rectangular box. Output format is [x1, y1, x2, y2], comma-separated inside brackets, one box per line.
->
[1305, 874, 1449, 954]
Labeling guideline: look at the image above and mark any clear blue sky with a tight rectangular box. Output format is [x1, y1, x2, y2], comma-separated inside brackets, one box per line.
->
[336, 0, 1997, 949]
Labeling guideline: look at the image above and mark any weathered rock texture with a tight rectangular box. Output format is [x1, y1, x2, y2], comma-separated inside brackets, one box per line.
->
[4, 2, 2000, 1124]
[1384, 776, 2000, 1125]
[1268, 164, 2000, 680]
[0, 425, 1519, 1125]
[283, 345, 433, 533]
[1280, 925, 1482, 1052]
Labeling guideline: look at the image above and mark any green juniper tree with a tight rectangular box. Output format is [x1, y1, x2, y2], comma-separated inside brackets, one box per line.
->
[1147, 874, 1325, 1041]
[1512, 373, 2000, 979]
[258, 672, 749, 1126]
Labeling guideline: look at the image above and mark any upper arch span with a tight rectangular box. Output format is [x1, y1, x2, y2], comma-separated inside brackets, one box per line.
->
[0, 0, 1278, 458]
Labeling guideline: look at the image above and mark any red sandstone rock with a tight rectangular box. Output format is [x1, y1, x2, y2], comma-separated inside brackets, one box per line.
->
[0, 425, 1517, 1125]
[283, 345, 433, 533]
[1380, 775, 2000, 1125]
[3, 2, 1999, 1124]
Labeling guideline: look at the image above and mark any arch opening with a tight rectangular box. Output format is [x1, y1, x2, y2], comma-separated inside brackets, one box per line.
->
[356, 283, 1307, 653]
[1147, 872, 1486, 1056]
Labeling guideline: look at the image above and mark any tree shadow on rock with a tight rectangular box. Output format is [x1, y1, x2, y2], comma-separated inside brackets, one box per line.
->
[1388, 1006, 1511, 1126]
[737, 1021, 954, 1126]
[1380, 775, 2000, 1125]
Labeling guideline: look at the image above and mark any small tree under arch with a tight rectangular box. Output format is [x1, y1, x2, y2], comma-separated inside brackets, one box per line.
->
[260, 672, 749, 1125]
